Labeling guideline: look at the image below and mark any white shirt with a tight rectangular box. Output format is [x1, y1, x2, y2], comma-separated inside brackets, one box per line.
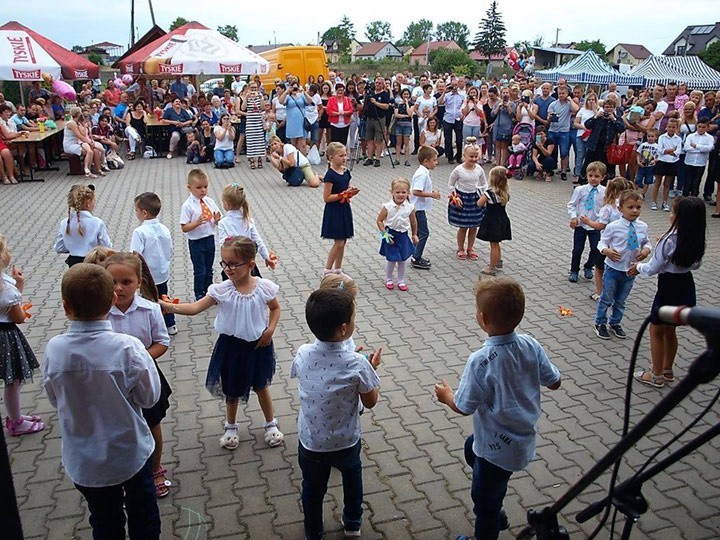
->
[567, 184, 606, 231]
[597, 203, 621, 226]
[272, 97, 287, 122]
[217, 210, 271, 260]
[415, 95, 437, 118]
[448, 164, 488, 194]
[382, 200, 414, 233]
[683, 132, 714, 167]
[291, 339, 380, 452]
[576, 108, 595, 137]
[108, 295, 170, 349]
[207, 278, 279, 341]
[180, 195, 220, 240]
[653, 100, 668, 130]
[0, 273, 21, 322]
[637, 231, 702, 277]
[422, 129, 443, 148]
[656, 133, 682, 164]
[54, 210, 112, 257]
[305, 93, 322, 124]
[410, 165, 433, 211]
[43, 320, 160, 487]
[231, 80, 246, 95]
[283, 143, 309, 167]
[598, 217, 651, 272]
[130, 219, 173, 284]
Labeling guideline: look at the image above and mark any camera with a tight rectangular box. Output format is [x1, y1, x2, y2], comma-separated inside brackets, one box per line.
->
[549, 113, 559, 123]
[522, 96, 530, 104]
[603, 112, 610, 118]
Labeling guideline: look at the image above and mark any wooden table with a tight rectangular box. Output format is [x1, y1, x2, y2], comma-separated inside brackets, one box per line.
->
[10, 120, 65, 182]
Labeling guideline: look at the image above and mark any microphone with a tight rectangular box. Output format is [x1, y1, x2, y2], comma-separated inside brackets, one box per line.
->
[658, 306, 720, 335]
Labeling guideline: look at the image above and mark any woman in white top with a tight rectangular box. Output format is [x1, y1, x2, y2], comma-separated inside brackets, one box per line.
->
[272, 86, 288, 142]
[63, 107, 105, 178]
[213, 114, 236, 168]
[414, 83, 438, 134]
[268, 136, 321, 187]
[420, 117, 444, 157]
[515, 90, 537, 126]
[573, 93, 599, 178]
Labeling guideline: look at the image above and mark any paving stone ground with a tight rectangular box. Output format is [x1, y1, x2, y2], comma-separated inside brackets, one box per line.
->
[2, 150, 719, 540]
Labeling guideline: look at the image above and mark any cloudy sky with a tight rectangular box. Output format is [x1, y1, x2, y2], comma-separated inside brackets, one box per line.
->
[4, 1, 717, 56]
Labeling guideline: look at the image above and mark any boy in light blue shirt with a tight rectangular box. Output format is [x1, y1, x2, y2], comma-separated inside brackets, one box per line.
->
[436, 277, 561, 540]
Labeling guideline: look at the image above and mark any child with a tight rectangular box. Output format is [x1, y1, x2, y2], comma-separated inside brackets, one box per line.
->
[435, 277, 561, 540]
[185, 130, 201, 164]
[410, 145, 441, 270]
[103, 253, 173, 499]
[159, 237, 283, 449]
[580, 177, 634, 301]
[650, 118, 682, 212]
[630, 197, 705, 387]
[217, 183, 278, 279]
[180, 169, 222, 300]
[674, 83, 689, 112]
[567, 161, 607, 283]
[594, 191, 651, 340]
[476, 166, 512, 276]
[44, 264, 161, 538]
[54, 184, 112, 267]
[635, 129, 659, 197]
[131, 192, 176, 334]
[264, 106, 277, 147]
[321, 142, 359, 276]
[376, 178, 419, 291]
[682, 120, 714, 197]
[291, 288, 381, 540]
[507, 133, 527, 172]
[448, 137, 489, 261]
[0, 235, 43, 436]
[83, 246, 116, 265]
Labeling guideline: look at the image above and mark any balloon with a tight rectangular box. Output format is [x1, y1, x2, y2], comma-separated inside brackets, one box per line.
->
[114, 77, 126, 89]
[52, 80, 77, 101]
[122, 74, 133, 85]
[42, 72, 53, 84]
[509, 50, 519, 62]
[508, 59, 520, 72]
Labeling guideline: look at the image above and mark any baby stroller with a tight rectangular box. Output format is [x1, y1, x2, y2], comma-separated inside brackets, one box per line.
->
[508, 122, 535, 179]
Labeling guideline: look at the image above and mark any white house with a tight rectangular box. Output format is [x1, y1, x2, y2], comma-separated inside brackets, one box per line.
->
[353, 41, 403, 61]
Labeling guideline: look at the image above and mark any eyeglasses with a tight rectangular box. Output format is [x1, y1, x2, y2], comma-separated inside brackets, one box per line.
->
[220, 260, 249, 271]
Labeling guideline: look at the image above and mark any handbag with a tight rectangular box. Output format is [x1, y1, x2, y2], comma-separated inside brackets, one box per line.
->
[606, 142, 634, 165]
[293, 96, 313, 132]
[281, 150, 305, 186]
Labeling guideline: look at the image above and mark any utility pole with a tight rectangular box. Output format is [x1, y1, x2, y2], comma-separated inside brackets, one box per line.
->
[130, 0, 135, 47]
[555, 28, 561, 48]
[148, 0, 156, 25]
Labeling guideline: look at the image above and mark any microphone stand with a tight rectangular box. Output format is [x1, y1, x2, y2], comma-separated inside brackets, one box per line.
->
[521, 344, 720, 540]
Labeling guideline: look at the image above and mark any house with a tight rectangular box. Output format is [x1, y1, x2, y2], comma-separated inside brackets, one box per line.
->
[470, 47, 512, 70]
[532, 46, 583, 69]
[81, 41, 124, 64]
[409, 40, 461, 65]
[323, 40, 341, 63]
[608, 43, 652, 66]
[247, 43, 294, 54]
[349, 38, 365, 59]
[398, 45, 414, 59]
[353, 41, 402, 61]
[664, 23, 720, 56]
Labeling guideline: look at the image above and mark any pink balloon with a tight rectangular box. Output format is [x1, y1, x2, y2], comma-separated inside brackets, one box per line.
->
[122, 74, 133, 85]
[52, 80, 77, 101]
[114, 77, 126, 89]
[509, 50, 519, 61]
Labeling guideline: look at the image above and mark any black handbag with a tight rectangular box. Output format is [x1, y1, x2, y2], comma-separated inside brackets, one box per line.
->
[281, 150, 305, 186]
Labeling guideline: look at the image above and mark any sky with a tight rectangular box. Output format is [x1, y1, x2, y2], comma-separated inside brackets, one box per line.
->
[3, 0, 718, 57]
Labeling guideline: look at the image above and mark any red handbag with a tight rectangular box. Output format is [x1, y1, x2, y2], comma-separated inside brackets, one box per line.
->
[606, 143, 634, 165]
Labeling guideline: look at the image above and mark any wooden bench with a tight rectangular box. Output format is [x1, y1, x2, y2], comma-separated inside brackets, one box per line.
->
[63, 153, 84, 176]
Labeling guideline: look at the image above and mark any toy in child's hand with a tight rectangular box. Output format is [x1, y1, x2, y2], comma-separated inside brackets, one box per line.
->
[160, 295, 180, 304]
[448, 192, 462, 206]
[22, 303, 33, 319]
[338, 189, 357, 204]
[379, 228, 394, 244]
[558, 305, 573, 317]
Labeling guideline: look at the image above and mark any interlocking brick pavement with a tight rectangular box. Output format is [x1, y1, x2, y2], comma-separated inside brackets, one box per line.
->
[2, 151, 719, 539]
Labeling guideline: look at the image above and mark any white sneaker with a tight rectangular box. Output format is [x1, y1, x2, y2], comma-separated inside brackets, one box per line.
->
[650, 202, 658, 210]
[167, 325, 178, 335]
[668, 190, 676, 198]
[662, 202, 670, 212]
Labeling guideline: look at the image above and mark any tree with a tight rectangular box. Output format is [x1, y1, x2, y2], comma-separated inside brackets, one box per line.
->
[321, 15, 355, 55]
[435, 21, 470, 51]
[575, 39, 606, 56]
[71, 45, 84, 53]
[398, 19, 434, 49]
[429, 48, 476, 76]
[472, 1, 507, 55]
[699, 41, 720, 71]
[365, 21, 392, 42]
[87, 52, 104, 66]
[217, 25, 238, 42]
[169, 17, 188, 31]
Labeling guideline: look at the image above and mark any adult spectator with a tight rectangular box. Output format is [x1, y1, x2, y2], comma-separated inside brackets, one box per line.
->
[659, 81, 680, 133]
[198, 119, 215, 163]
[317, 82, 333, 152]
[151, 79, 164, 104]
[676, 101, 698, 196]
[440, 81, 464, 164]
[326, 82, 353, 146]
[91, 115, 120, 153]
[392, 87, 413, 166]
[184, 77, 196, 99]
[281, 79, 313, 152]
[515, 89, 537, 126]
[547, 85, 579, 181]
[483, 86, 499, 162]
[414, 83, 438, 135]
[241, 81, 266, 169]
[162, 98, 194, 159]
[128, 76, 153, 108]
[272, 85, 288, 143]
[461, 86, 485, 141]
[51, 96, 65, 121]
[210, 95, 228, 118]
[198, 103, 219, 126]
[63, 106, 104, 178]
[362, 76, 391, 167]
[651, 84, 667, 130]
[112, 93, 130, 127]
[344, 80, 360, 149]
[0, 104, 26, 184]
[491, 87, 517, 167]
[420, 117, 445, 157]
[410, 74, 430, 153]
[268, 136, 321, 187]
[527, 126, 557, 180]
[213, 113, 236, 168]
[104, 79, 121, 112]
[533, 83, 555, 128]
[698, 91, 720, 201]
[599, 82, 617, 100]
[212, 80, 226, 98]
[580, 97, 625, 181]
[0, 92, 16, 113]
[29, 81, 50, 102]
[123, 100, 147, 160]
[619, 99, 655, 182]
[231, 75, 246, 96]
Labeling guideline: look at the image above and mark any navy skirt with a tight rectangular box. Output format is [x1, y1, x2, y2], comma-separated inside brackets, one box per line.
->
[206, 333, 276, 401]
[379, 229, 414, 262]
[321, 202, 354, 240]
[650, 272, 696, 325]
[142, 360, 172, 427]
[448, 191, 485, 228]
[0, 322, 39, 385]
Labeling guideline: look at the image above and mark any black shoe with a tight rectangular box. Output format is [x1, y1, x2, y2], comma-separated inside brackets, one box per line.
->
[583, 268, 593, 280]
[594, 324, 611, 340]
[703, 195, 712, 202]
[448, 159, 455, 164]
[561, 172, 568, 181]
[374, 159, 381, 167]
[411, 149, 418, 155]
[363, 158, 374, 166]
[610, 324, 627, 339]
[411, 257, 431, 270]
[568, 271, 578, 283]
[499, 509, 509, 531]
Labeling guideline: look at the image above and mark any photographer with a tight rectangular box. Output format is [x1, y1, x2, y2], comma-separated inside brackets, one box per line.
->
[547, 85, 579, 181]
[362, 76, 391, 167]
[491, 87, 517, 167]
[279, 79, 312, 154]
[439, 79, 464, 164]
[580, 97, 626, 182]
[461, 87, 486, 142]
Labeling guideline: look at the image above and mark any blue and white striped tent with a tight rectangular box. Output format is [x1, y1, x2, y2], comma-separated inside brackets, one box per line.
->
[630, 55, 720, 90]
[536, 50, 644, 85]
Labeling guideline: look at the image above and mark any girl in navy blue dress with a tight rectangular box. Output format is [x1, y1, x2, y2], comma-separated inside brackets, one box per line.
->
[321, 142, 359, 275]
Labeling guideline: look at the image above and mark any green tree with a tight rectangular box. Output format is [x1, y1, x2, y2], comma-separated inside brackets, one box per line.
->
[87, 52, 104, 66]
[321, 15, 355, 55]
[700, 41, 720, 71]
[429, 48, 476, 76]
[365, 20, 392, 42]
[435, 21, 470, 50]
[217, 25, 238, 42]
[71, 45, 84, 53]
[472, 1, 507, 55]
[575, 39, 606, 56]
[169, 17, 189, 31]
[398, 19, 434, 49]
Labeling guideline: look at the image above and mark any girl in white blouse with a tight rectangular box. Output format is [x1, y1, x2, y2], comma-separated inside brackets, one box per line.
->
[159, 237, 283, 450]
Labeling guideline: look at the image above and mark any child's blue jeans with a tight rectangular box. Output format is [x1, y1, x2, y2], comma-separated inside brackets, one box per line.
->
[414, 210, 429, 260]
[188, 235, 214, 300]
[595, 266, 635, 326]
[635, 166, 655, 187]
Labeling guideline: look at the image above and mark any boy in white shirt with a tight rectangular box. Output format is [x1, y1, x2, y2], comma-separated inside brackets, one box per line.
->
[682, 120, 714, 197]
[410, 145, 441, 270]
[44, 264, 161, 539]
[291, 288, 381, 540]
[180, 169, 222, 300]
[594, 191, 651, 340]
[650, 118, 682, 211]
[131, 192, 176, 334]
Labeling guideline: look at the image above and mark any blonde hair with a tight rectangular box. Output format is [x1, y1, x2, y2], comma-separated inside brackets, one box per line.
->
[102, 252, 158, 302]
[269, 135, 283, 146]
[586, 161, 607, 176]
[319, 273, 359, 297]
[603, 177, 634, 206]
[66, 184, 96, 236]
[488, 166, 510, 204]
[187, 168, 209, 186]
[84, 247, 116, 265]
[326, 142, 345, 161]
[221, 236, 257, 262]
[417, 145, 438, 164]
[222, 183, 251, 222]
[0, 234, 8, 273]
[390, 177, 411, 191]
[69, 106, 82, 119]
[463, 136, 481, 159]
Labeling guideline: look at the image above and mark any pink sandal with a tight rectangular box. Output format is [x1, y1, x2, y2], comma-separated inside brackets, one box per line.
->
[466, 250, 479, 260]
[153, 468, 171, 498]
[5, 416, 44, 436]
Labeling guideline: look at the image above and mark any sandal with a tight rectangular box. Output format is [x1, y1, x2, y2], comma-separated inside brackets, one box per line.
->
[5, 416, 44, 436]
[397, 283, 409, 292]
[589, 293, 601, 301]
[466, 250, 479, 261]
[9, 177, 18, 185]
[2, 177, 10, 185]
[152, 468, 171, 498]
[84, 168, 98, 179]
[456, 249, 467, 260]
[257, 159, 263, 169]
[633, 369, 665, 388]
[219, 422, 240, 450]
[385, 280, 395, 290]
[97, 170, 106, 177]
[249, 158, 257, 170]
[127, 152, 135, 160]
[663, 369, 675, 382]
[263, 419, 284, 447]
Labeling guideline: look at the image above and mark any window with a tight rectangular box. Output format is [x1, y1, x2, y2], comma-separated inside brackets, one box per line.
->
[675, 45, 686, 56]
